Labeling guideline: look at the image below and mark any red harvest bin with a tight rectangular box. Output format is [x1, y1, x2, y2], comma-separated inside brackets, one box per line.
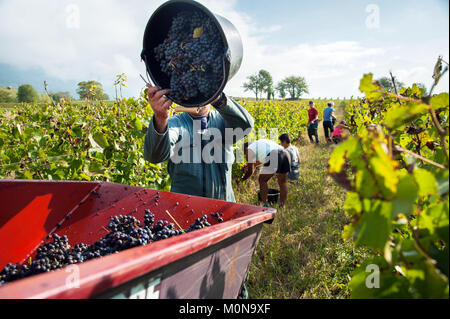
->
[0, 180, 276, 299]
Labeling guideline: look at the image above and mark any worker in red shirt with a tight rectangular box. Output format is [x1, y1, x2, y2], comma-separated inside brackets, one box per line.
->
[307, 101, 320, 144]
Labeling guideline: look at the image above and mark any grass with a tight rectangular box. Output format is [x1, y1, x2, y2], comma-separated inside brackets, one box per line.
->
[233, 108, 372, 299]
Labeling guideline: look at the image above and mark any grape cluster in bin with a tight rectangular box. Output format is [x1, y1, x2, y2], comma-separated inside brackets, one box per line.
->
[0, 210, 224, 285]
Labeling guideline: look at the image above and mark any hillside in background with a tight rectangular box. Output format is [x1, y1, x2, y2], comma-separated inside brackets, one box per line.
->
[0, 63, 115, 98]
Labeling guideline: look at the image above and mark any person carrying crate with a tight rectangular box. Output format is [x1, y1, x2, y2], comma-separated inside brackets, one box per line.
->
[144, 85, 254, 203]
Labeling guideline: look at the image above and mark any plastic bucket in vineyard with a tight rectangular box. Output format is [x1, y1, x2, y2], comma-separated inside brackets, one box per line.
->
[0, 180, 275, 299]
[257, 189, 280, 204]
[141, 0, 243, 108]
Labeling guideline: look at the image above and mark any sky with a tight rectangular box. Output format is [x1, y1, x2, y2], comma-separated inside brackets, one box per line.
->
[0, 0, 448, 99]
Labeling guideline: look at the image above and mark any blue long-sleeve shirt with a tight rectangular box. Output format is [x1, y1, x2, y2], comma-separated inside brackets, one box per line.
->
[144, 95, 254, 202]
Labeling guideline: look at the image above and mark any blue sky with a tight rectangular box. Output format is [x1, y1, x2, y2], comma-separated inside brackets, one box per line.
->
[0, 0, 448, 99]
[234, 0, 449, 47]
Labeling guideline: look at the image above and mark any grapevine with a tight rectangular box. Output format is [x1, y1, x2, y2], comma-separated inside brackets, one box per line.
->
[329, 57, 449, 298]
[0, 95, 171, 190]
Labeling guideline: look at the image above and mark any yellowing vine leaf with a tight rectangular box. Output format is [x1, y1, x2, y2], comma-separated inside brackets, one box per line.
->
[193, 26, 204, 38]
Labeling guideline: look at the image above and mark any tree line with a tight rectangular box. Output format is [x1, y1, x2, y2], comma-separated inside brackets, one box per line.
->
[242, 70, 428, 100]
[0, 81, 110, 103]
[243, 70, 309, 100]
[0, 72, 428, 103]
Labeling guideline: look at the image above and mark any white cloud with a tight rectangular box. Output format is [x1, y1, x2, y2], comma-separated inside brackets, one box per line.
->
[0, 0, 165, 95]
[0, 0, 447, 99]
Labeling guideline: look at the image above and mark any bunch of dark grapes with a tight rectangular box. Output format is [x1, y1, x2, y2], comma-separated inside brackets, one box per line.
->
[211, 212, 224, 223]
[0, 234, 71, 285]
[186, 215, 212, 232]
[0, 209, 213, 286]
[154, 10, 225, 101]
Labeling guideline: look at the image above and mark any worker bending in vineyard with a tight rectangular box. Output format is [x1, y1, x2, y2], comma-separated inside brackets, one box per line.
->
[144, 85, 254, 202]
[242, 139, 291, 208]
[332, 120, 350, 144]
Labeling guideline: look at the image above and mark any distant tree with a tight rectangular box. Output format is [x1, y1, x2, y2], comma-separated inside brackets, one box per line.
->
[0, 88, 17, 102]
[77, 81, 109, 100]
[243, 74, 262, 100]
[258, 70, 274, 100]
[267, 87, 275, 100]
[276, 82, 287, 99]
[243, 70, 275, 100]
[49, 91, 72, 102]
[277, 76, 309, 100]
[17, 84, 40, 103]
[377, 76, 405, 93]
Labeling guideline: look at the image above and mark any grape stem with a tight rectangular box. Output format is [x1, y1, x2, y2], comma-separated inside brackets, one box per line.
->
[165, 210, 185, 233]
[389, 71, 399, 96]
[425, 57, 450, 167]
[43, 80, 58, 108]
[429, 108, 449, 167]
[385, 67, 449, 168]
[394, 145, 446, 169]
[408, 219, 438, 267]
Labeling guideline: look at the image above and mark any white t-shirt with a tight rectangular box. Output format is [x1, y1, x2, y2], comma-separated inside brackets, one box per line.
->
[247, 139, 283, 163]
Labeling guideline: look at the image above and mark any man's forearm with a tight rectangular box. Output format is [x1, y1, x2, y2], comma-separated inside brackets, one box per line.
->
[215, 95, 254, 131]
[154, 115, 168, 134]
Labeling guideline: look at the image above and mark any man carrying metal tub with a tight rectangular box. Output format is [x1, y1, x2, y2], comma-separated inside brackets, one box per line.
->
[144, 86, 254, 299]
[144, 85, 254, 203]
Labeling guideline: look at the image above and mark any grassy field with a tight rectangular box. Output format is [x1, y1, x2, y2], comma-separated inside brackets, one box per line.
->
[234, 108, 372, 299]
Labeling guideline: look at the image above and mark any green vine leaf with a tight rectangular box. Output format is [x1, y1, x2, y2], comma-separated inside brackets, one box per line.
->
[392, 173, 418, 218]
[413, 168, 438, 198]
[430, 93, 449, 111]
[355, 200, 392, 250]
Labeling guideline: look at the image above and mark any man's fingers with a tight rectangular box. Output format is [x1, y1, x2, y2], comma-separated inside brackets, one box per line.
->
[162, 98, 173, 109]
[153, 89, 171, 100]
[147, 86, 160, 97]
